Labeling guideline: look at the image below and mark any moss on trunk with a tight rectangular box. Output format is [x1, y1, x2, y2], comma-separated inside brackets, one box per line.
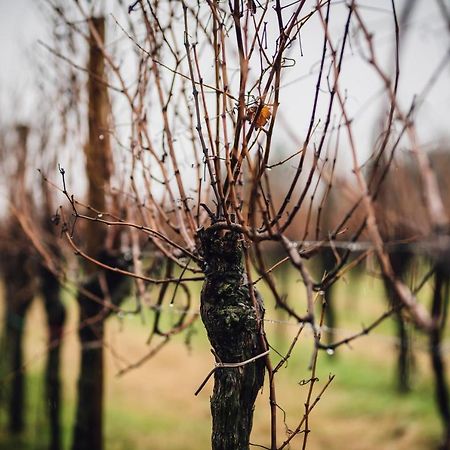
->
[198, 228, 265, 450]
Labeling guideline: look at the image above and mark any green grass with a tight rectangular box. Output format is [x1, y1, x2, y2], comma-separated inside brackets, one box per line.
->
[0, 266, 447, 449]
[0, 339, 443, 450]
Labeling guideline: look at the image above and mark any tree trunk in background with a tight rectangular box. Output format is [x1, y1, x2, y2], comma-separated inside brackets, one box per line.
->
[72, 16, 112, 450]
[319, 248, 338, 347]
[382, 288, 412, 393]
[199, 228, 265, 450]
[40, 264, 66, 450]
[73, 257, 130, 450]
[8, 321, 25, 434]
[40, 165, 67, 450]
[430, 265, 450, 450]
[83, 16, 112, 258]
[1, 256, 34, 434]
[73, 284, 105, 450]
[5, 301, 31, 433]
[394, 309, 411, 393]
[387, 251, 413, 393]
[0, 125, 35, 434]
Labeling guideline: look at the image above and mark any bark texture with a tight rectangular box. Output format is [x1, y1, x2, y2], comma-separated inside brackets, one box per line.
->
[199, 228, 265, 450]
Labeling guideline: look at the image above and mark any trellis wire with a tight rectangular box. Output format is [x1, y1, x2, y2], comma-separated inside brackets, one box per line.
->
[122, 303, 450, 353]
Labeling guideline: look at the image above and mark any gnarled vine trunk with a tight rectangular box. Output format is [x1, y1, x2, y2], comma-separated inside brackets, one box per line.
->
[199, 228, 265, 450]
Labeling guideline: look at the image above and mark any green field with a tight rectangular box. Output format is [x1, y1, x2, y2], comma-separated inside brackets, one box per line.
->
[0, 266, 446, 449]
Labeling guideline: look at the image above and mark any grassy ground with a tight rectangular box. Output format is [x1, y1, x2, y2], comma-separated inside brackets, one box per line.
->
[0, 265, 446, 449]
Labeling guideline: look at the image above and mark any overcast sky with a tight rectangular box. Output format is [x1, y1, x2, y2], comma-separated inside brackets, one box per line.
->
[0, 0, 449, 161]
[0, 0, 45, 112]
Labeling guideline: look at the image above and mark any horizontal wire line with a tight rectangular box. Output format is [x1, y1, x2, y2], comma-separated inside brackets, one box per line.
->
[127, 303, 450, 353]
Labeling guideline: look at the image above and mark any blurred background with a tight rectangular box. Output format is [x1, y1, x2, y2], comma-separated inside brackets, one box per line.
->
[0, 1, 450, 449]
[0, 266, 445, 450]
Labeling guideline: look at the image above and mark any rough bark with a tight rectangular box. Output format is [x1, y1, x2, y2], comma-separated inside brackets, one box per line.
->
[198, 228, 265, 450]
